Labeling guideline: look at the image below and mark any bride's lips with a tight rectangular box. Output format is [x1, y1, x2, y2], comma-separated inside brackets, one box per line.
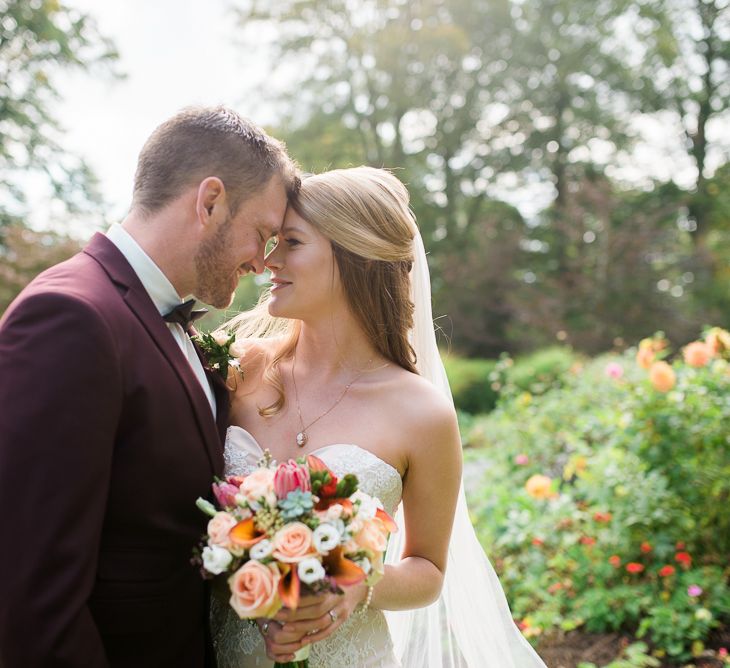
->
[270, 277, 292, 292]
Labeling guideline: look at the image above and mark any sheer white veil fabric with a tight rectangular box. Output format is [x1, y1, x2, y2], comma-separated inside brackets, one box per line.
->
[383, 229, 547, 668]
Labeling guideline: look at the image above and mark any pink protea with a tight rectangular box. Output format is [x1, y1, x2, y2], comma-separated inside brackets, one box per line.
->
[274, 459, 311, 499]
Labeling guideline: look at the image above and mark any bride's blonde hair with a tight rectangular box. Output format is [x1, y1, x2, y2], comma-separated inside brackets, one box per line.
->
[225, 166, 419, 415]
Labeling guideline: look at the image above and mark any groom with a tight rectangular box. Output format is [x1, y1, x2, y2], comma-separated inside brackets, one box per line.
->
[0, 107, 298, 667]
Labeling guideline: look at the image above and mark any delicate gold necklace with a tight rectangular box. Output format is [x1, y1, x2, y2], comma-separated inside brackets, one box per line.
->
[290, 354, 372, 448]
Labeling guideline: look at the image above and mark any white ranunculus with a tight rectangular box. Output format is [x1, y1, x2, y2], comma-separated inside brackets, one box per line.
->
[350, 490, 382, 519]
[249, 539, 274, 561]
[297, 557, 326, 585]
[313, 523, 341, 554]
[202, 545, 233, 575]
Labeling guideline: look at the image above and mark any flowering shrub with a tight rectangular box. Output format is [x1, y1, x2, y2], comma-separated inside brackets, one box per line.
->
[465, 327, 730, 663]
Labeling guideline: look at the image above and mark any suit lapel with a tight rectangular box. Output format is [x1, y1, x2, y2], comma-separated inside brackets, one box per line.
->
[190, 336, 231, 443]
[83, 233, 224, 475]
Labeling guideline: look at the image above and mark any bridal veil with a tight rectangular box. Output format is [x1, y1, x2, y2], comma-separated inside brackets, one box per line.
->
[383, 227, 547, 668]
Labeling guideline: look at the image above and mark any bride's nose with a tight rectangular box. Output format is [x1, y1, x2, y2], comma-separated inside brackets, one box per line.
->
[264, 244, 283, 270]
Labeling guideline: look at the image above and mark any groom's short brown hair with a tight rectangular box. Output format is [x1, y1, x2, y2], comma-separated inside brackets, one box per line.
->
[132, 106, 299, 216]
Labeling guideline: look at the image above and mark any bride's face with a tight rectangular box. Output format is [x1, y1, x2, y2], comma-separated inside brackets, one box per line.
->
[264, 207, 343, 321]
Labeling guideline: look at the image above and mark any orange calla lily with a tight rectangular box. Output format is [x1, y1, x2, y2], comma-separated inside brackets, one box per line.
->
[375, 508, 397, 533]
[278, 563, 301, 610]
[229, 517, 266, 548]
[323, 546, 366, 587]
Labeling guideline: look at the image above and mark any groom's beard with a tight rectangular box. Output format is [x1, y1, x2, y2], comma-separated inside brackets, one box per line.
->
[194, 218, 238, 308]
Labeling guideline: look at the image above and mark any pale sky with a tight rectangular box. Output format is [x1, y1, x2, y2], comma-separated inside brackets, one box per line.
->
[57, 0, 274, 232]
[50, 0, 718, 237]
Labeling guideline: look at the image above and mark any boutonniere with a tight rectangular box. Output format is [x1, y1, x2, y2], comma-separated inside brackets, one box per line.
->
[193, 330, 244, 383]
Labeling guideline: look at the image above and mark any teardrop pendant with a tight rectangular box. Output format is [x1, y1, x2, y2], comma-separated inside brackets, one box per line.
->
[296, 431, 308, 447]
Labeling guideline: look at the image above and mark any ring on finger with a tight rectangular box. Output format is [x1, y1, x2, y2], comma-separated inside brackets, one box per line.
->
[262, 621, 270, 636]
[328, 609, 338, 624]
[307, 628, 318, 636]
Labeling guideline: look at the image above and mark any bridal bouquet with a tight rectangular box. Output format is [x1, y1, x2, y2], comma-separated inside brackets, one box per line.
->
[194, 451, 396, 668]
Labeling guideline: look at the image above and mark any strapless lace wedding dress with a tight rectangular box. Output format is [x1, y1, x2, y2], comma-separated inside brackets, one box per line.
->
[211, 426, 403, 668]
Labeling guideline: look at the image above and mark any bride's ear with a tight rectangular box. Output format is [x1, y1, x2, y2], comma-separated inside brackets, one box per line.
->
[195, 177, 226, 227]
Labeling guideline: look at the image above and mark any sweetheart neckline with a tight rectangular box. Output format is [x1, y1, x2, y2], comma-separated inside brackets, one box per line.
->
[225, 424, 403, 480]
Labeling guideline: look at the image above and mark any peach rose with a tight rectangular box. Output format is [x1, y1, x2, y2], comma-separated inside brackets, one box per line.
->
[228, 561, 281, 619]
[207, 512, 239, 549]
[525, 474, 554, 500]
[355, 518, 389, 554]
[272, 522, 316, 563]
[237, 468, 276, 509]
[683, 341, 713, 367]
[649, 361, 676, 392]
[706, 327, 730, 356]
[636, 345, 655, 370]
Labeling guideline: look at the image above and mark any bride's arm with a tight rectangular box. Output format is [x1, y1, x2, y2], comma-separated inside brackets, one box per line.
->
[368, 395, 462, 610]
[262, 392, 462, 662]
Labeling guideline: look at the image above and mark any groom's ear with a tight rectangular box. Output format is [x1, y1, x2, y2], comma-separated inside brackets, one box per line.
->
[195, 177, 226, 226]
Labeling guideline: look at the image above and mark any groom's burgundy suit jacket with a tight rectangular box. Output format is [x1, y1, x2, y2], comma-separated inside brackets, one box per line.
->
[0, 233, 229, 667]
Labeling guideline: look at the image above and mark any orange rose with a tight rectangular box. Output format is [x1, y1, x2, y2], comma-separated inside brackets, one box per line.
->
[228, 561, 282, 619]
[272, 522, 315, 563]
[683, 341, 713, 367]
[355, 518, 389, 555]
[525, 474, 555, 500]
[649, 361, 676, 392]
[706, 327, 730, 355]
[636, 345, 655, 369]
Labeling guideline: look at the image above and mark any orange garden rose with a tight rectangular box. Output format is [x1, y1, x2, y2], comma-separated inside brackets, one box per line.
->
[683, 341, 713, 367]
[649, 361, 676, 392]
[659, 565, 676, 577]
[640, 541, 652, 554]
[525, 474, 555, 500]
[626, 562, 644, 574]
[636, 345, 655, 369]
[609, 555, 621, 568]
[706, 327, 730, 356]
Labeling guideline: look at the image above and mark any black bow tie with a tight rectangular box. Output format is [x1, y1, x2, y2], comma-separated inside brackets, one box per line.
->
[163, 299, 208, 332]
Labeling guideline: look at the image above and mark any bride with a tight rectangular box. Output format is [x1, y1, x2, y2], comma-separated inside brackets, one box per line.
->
[211, 167, 547, 667]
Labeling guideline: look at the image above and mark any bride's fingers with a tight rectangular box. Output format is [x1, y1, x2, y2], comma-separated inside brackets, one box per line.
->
[281, 608, 337, 638]
[264, 637, 306, 662]
[274, 592, 339, 623]
[298, 607, 345, 644]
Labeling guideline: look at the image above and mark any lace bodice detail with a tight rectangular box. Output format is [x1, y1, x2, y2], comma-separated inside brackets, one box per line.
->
[212, 426, 403, 667]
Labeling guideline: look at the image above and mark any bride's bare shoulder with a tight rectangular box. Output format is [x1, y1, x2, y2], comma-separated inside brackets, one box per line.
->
[381, 366, 458, 435]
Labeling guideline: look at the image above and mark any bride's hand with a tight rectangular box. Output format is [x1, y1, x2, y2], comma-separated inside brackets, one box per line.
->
[261, 582, 368, 659]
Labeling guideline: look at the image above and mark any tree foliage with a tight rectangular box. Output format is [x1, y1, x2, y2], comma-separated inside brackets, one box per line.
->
[0, 0, 117, 240]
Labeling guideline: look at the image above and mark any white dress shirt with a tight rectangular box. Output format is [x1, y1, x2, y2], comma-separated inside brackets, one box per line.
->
[106, 224, 217, 417]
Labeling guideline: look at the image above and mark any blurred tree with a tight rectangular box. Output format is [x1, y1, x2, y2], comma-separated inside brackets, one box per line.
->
[630, 0, 730, 249]
[516, 166, 698, 352]
[433, 199, 526, 356]
[235, 0, 516, 244]
[0, 222, 80, 311]
[0, 0, 118, 244]
[500, 0, 647, 205]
